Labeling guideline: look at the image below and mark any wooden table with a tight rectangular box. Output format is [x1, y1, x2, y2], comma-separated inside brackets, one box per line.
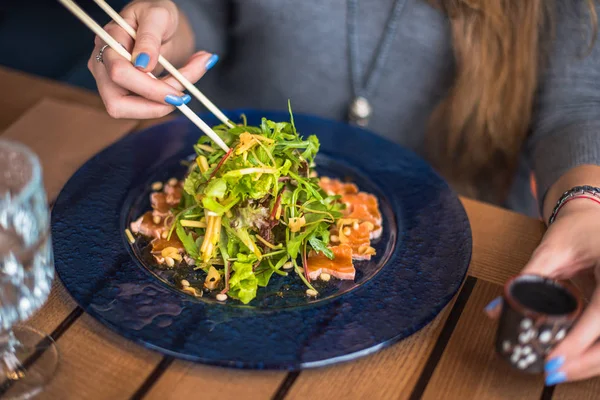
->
[0, 66, 598, 400]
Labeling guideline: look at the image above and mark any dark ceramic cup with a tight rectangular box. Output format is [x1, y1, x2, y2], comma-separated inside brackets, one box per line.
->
[495, 274, 583, 374]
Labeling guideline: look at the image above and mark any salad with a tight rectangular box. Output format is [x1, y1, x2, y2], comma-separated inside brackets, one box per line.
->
[128, 106, 382, 304]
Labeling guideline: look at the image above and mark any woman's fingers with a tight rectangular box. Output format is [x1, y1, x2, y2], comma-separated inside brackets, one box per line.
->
[89, 49, 175, 119]
[544, 280, 600, 385]
[101, 45, 189, 106]
[160, 51, 216, 91]
[546, 341, 600, 385]
[131, 5, 179, 72]
[484, 296, 503, 319]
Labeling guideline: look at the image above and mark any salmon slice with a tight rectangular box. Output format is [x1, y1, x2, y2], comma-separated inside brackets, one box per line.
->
[342, 193, 382, 239]
[151, 192, 171, 216]
[318, 177, 358, 196]
[130, 212, 165, 239]
[306, 244, 355, 280]
[150, 236, 184, 254]
[345, 203, 382, 239]
[164, 182, 183, 206]
[338, 222, 375, 260]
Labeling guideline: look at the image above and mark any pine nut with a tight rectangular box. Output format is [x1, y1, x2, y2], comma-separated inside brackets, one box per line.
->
[283, 262, 293, 270]
[306, 289, 318, 297]
[216, 294, 228, 302]
[320, 273, 331, 282]
[151, 181, 163, 191]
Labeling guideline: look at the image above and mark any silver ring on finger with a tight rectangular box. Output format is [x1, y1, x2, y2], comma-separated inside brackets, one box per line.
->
[96, 44, 110, 64]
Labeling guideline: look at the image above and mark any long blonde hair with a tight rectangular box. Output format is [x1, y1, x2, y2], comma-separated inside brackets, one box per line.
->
[426, 0, 597, 204]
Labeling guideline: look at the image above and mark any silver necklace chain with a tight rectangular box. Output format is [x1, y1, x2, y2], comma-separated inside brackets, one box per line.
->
[347, 0, 407, 126]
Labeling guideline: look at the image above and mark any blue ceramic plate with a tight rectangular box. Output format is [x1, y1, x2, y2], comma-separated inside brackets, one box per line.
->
[51, 110, 471, 369]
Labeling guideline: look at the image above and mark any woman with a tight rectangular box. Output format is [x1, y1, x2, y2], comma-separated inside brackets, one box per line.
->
[88, 0, 600, 385]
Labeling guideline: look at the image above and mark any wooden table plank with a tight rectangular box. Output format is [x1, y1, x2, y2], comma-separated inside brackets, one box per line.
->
[1, 98, 138, 200]
[422, 280, 545, 399]
[461, 198, 545, 285]
[30, 315, 162, 400]
[554, 379, 600, 400]
[0, 67, 103, 132]
[285, 305, 454, 400]
[145, 363, 286, 400]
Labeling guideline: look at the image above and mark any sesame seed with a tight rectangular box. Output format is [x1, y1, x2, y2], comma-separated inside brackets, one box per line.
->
[168, 178, 178, 186]
[306, 289, 318, 297]
[151, 181, 163, 191]
[161, 231, 168, 239]
[181, 279, 190, 287]
[165, 257, 175, 267]
[320, 273, 331, 282]
[153, 215, 161, 225]
[353, 221, 359, 230]
[343, 227, 351, 236]
[216, 293, 228, 302]
[330, 235, 339, 243]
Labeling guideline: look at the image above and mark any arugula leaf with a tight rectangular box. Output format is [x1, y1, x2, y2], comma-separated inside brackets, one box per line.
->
[309, 237, 334, 260]
[175, 222, 199, 259]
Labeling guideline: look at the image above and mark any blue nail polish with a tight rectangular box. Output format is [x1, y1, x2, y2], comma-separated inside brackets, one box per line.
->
[545, 371, 567, 386]
[164, 95, 184, 106]
[181, 94, 191, 105]
[205, 54, 219, 71]
[134, 53, 150, 68]
[484, 297, 502, 312]
[545, 357, 565, 373]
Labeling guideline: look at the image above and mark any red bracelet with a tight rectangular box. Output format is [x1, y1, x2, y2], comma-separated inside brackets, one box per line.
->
[550, 194, 600, 224]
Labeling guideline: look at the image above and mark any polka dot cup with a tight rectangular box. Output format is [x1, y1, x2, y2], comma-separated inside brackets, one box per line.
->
[495, 274, 583, 374]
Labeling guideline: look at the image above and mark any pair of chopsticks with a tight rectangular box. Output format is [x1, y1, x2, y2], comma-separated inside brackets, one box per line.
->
[58, 0, 232, 152]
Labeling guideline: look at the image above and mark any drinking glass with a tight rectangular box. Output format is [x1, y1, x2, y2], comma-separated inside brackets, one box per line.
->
[0, 140, 57, 399]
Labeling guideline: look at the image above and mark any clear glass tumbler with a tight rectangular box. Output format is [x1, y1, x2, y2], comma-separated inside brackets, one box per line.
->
[0, 140, 57, 399]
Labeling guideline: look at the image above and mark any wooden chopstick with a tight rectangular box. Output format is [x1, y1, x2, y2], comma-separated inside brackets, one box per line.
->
[92, 0, 234, 129]
[58, 0, 231, 152]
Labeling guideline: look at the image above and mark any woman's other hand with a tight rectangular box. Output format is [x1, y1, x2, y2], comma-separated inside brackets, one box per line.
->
[486, 197, 600, 386]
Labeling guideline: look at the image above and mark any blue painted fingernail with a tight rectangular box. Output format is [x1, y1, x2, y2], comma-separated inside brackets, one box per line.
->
[484, 297, 502, 312]
[181, 94, 191, 105]
[164, 95, 184, 106]
[134, 53, 150, 68]
[205, 54, 219, 71]
[545, 357, 565, 373]
[545, 371, 567, 386]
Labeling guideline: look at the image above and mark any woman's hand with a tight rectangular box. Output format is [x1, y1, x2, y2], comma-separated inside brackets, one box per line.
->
[523, 199, 600, 385]
[486, 198, 600, 386]
[87, 0, 218, 119]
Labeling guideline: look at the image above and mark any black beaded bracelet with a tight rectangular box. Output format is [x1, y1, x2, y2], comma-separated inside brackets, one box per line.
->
[548, 185, 600, 225]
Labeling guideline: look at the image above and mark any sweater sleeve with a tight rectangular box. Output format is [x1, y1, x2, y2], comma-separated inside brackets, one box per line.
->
[172, 0, 230, 55]
[528, 1, 600, 209]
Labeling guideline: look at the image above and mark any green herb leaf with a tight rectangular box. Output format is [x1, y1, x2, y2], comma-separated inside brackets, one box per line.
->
[175, 222, 199, 259]
[309, 237, 334, 259]
[228, 261, 258, 304]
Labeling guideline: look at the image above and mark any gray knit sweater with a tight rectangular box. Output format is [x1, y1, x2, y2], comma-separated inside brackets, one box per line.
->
[174, 0, 600, 217]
